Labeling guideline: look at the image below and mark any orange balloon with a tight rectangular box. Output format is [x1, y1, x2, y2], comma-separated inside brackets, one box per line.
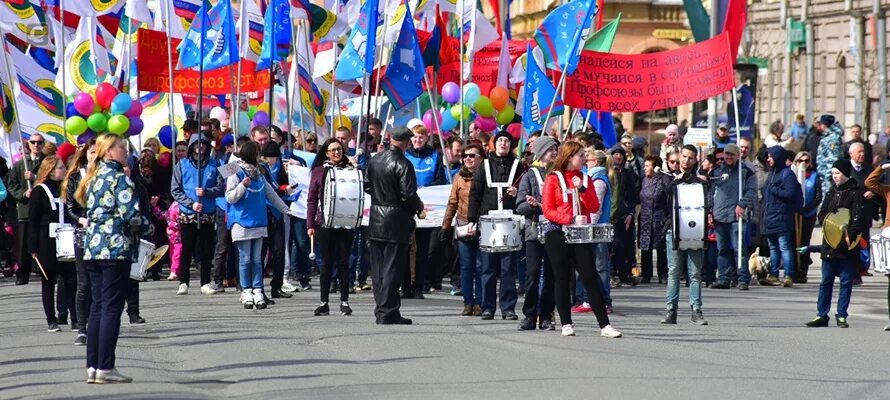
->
[490, 87, 509, 111]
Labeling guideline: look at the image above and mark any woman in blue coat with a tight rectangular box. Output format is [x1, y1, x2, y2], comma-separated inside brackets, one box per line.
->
[761, 146, 803, 287]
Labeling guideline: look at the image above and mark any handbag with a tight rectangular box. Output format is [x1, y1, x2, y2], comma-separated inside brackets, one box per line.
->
[39, 184, 76, 262]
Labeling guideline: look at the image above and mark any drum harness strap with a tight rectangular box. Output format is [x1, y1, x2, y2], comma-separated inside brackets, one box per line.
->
[554, 171, 589, 218]
[484, 159, 519, 212]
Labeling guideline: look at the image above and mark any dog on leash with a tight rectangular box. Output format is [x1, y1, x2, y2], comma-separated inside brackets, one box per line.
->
[749, 253, 771, 282]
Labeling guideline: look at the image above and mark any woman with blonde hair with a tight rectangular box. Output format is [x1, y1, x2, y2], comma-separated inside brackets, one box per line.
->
[62, 139, 97, 346]
[29, 154, 77, 333]
[76, 134, 153, 384]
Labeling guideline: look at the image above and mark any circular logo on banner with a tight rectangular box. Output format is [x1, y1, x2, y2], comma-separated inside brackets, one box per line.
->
[70, 42, 99, 93]
[4, 1, 35, 18]
[89, 0, 119, 14]
[34, 79, 65, 118]
[249, 38, 262, 58]
[0, 85, 15, 132]
[38, 122, 66, 145]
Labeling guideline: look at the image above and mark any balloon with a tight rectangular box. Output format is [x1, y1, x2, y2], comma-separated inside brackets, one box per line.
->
[107, 115, 130, 134]
[422, 109, 442, 133]
[474, 96, 494, 117]
[257, 102, 270, 114]
[506, 122, 522, 139]
[252, 110, 270, 127]
[442, 82, 460, 103]
[110, 93, 132, 115]
[490, 86, 509, 111]
[127, 117, 144, 136]
[158, 125, 175, 148]
[73, 93, 95, 116]
[247, 106, 258, 119]
[209, 106, 228, 121]
[474, 116, 497, 132]
[95, 83, 118, 110]
[450, 105, 470, 121]
[87, 113, 108, 133]
[126, 100, 143, 117]
[65, 116, 87, 135]
[77, 130, 95, 145]
[236, 111, 250, 136]
[11, 152, 22, 164]
[463, 83, 481, 105]
[66, 102, 78, 118]
[440, 110, 458, 131]
[496, 105, 515, 125]
[332, 115, 352, 130]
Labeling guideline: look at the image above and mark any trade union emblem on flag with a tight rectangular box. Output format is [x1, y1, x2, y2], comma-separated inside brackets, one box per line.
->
[334, 0, 379, 82]
[380, 0, 425, 110]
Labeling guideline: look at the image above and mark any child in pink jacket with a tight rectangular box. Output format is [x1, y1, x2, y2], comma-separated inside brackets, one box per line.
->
[154, 201, 183, 281]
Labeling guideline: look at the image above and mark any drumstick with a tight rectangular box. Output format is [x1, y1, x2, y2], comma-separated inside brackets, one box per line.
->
[309, 234, 316, 260]
[31, 255, 49, 281]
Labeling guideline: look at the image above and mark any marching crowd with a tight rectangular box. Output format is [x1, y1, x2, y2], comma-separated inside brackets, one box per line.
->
[2, 112, 890, 383]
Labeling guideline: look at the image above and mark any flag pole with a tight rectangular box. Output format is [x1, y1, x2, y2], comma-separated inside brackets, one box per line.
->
[423, 73, 451, 184]
[542, 69, 567, 140]
[583, 109, 592, 130]
[60, 0, 68, 148]
[0, 25, 28, 189]
[197, 4, 207, 230]
[290, 22, 304, 145]
[459, 9, 465, 141]
[731, 86, 744, 277]
[372, 20, 390, 118]
[165, 3, 177, 137]
[357, 74, 369, 153]
[267, 2, 276, 137]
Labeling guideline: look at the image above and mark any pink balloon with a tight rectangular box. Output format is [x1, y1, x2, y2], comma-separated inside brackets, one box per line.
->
[126, 100, 143, 117]
[506, 122, 522, 139]
[11, 152, 22, 164]
[422, 109, 442, 133]
[475, 116, 497, 132]
[73, 93, 95, 116]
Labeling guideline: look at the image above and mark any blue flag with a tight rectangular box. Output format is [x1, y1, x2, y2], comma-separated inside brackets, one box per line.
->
[533, 0, 597, 74]
[177, 0, 238, 71]
[335, 0, 379, 81]
[257, 0, 292, 70]
[522, 45, 564, 133]
[580, 110, 617, 148]
[380, 1, 425, 110]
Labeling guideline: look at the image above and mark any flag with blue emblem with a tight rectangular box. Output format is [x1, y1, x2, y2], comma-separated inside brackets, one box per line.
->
[257, 0, 292, 70]
[533, 0, 597, 74]
[522, 45, 563, 133]
[334, 0, 379, 82]
[177, 0, 238, 71]
[380, 0, 425, 110]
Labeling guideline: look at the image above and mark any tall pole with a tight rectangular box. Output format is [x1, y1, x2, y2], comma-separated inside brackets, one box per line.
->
[783, 16, 792, 129]
[875, 0, 887, 134]
[732, 86, 744, 279]
[267, 3, 275, 137]
[707, 0, 719, 140]
[165, 2, 177, 137]
[459, 8, 465, 141]
[196, 4, 207, 230]
[60, 0, 68, 147]
[0, 25, 29, 189]
[543, 71, 568, 140]
[372, 21, 391, 118]
[423, 73, 451, 184]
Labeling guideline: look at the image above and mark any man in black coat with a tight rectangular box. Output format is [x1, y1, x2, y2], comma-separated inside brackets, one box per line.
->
[7, 134, 44, 285]
[610, 146, 639, 286]
[365, 127, 425, 325]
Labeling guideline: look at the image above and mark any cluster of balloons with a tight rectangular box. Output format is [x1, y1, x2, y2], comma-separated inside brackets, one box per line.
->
[423, 82, 515, 134]
[215, 102, 273, 136]
[65, 83, 144, 143]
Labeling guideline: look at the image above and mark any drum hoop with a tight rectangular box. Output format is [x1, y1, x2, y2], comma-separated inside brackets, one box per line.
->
[353, 169, 364, 228]
[323, 167, 336, 228]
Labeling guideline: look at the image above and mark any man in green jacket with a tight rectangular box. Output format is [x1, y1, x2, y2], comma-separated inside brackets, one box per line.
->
[6, 134, 44, 285]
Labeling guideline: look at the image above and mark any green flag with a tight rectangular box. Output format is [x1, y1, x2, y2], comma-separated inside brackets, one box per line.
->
[583, 13, 622, 52]
[682, 0, 711, 43]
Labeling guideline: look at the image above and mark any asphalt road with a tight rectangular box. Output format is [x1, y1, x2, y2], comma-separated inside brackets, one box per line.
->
[2, 252, 890, 400]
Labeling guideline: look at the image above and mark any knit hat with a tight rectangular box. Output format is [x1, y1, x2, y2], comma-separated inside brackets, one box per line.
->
[819, 114, 836, 127]
[723, 143, 740, 155]
[391, 127, 413, 141]
[494, 130, 514, 147]
[609, 145, 626, 157]
[665, 124, 679, 135]
[832, 159, 852, 177]
[531, 136, 557, 161]
[260, 141, 281, 157]
[57, 142, 76, 164]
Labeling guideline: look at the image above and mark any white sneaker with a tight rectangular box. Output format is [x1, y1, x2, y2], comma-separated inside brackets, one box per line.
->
[176, 283, 188, 295]
[600, 325, 622, 338]
[252, 289, 266, 309]
[281, 280, 299, 293]
[166, 272, 177, 281]
[240, 290, 254, 309]
[86, 367, 96, 384]
[561, 324, 576, 336]
[95, 368, 133, 384]
[200, 283, 218, 295]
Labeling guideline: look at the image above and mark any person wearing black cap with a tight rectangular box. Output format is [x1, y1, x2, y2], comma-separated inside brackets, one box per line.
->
[171, 131, 224, 295]
[608, 146, 639, 286]
[806, 159, 867, 328]
[467, 130, 526, 320]
[365, 127, 425, 325]
[258, 140, 291, 299]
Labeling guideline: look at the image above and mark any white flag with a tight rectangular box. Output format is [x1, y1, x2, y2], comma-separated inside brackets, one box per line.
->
[152, 0, 188, 39]
[125, 0, 154, 25]
[236, 0, 264, 62]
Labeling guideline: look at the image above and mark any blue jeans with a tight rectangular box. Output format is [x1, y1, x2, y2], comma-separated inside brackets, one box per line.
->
[818, 257, 856, 318]
[480, 251, 517, 314]
[457, 239, 483, 306]
[716, 222, 750, 285]
[86, 260, 131, 370]
[666, 232, 703, 311]
[593, 243, 611, 306]
[767, 232, 795, 279]
[289, 217, 311, 285]
[236, 239, 264, 290]
[349, 227, 370, 285]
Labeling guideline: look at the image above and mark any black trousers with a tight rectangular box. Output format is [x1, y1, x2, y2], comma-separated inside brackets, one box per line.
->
[16, 220, 32, 283]
[75, 246, 90, 332]
[211, 214, 231, 285]
[41, 263, 77, 325]
[522, 240, 555, 320]
[427, 228, 449, 289]
[319, 228, 355, 303]
[264, 216, 286, 292]
[370, 240, 408, 322]
[545, 230, 610, 328]
[405, 229, 431, 294]
[179, 222, 216, 286]
[611, 219, 634, 282]
[125, 279, 139, 318]
[797, 215, 816, 278]
[641, 248, 668, 280]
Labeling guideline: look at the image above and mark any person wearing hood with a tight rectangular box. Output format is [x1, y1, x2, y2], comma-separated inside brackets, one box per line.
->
[658, 124, 681, 160]
[806, 159, 867, 328]
[171, 131, 224, 295]
[467, 130, 527, 320]
[761, 145, 803, 287]
[514, 137, 558, 330]
[816, 114, 844, 195]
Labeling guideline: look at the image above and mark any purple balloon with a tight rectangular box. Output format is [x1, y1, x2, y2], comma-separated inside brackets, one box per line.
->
[77, 130, 95, 145]
[127, 117, 144, 136]
[126, 101, 143, 117]
[252, 110, 270, 127]
[441, 82, 460, 104]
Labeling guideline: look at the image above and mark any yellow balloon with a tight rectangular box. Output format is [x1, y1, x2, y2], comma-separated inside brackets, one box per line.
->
[333, 115, 352, 130]
[257, 102, 270, 114]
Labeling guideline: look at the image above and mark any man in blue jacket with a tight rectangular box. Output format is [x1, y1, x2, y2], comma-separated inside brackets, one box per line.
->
[761, 146, 803, 287]
[709, 144, 758, 290]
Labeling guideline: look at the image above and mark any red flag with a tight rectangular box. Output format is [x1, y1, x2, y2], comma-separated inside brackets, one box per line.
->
[488, 0, 501, 34]
[723, 0, 747, 61]
[596, 0, 604, 29]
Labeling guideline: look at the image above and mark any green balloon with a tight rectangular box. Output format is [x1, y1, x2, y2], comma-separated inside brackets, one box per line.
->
[248, 106, 258, 119]
[107, 115, 130, 134]
[450, 105, 471, 121]
[65, 116, 87, 135]
[87, 113, 108, 133]
[474, 96, 494, 117]
[496, 106, 515, 125]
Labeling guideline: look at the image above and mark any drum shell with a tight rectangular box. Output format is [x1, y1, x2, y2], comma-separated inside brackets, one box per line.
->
[674, 183, 706, 250]
[479, 214, 522, 253]
[130, 240, 156, 281]
[873, 234, 890, 275]
[55, 226, 77, 262]
[322, 167, 365, 229]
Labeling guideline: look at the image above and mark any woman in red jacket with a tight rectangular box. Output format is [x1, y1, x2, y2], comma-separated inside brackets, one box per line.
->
[542, 141, 622, 338]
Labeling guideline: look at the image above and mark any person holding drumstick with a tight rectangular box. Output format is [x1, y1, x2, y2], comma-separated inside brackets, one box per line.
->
[29, 155, 77, 333]
[75, 134, 153, 384]
[541, 141, 622, 338]
[307, 138, 356, 316]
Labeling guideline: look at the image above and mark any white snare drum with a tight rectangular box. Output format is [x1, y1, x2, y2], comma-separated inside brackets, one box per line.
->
[564, 223, 613, 244]
[129, 240, 156, 281]
[534, 215, 548, 244]
[322, 166, 365, 229]
[55, 225, 76, 262]
[674, 183, 706, 250]
[479, 213, 522, 253]
[873, 234, 890, 275]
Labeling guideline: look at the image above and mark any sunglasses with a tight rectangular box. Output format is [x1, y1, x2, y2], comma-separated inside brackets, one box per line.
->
[29, 140, 44, 145]
[306, 139, 316, 143]
[327, 147, 343, 153]
[462, 153, 479, 159]
[797, 158, 810, 163]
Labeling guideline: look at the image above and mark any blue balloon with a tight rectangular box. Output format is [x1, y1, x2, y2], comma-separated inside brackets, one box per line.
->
[463, 83, 481, 105]
[158, 125, 175, 148]
[440, 109, 458, 131]
[66, 102, 79, 118]
[236, 111, 250, 136]
[110, 93, 132, 115]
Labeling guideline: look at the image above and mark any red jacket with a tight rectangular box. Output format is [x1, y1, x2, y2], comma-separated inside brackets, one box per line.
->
[542, 170, 600, 226]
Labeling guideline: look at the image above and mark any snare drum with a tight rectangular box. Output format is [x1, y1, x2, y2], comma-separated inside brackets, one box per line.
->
[55, 225, 76, 262]
[873, 234, 890, 275]
[674, 183, 706, 250]
[479, 214, 522, 253]
[322, 166, 364, 229]
[129, 240, 156, 281]
[534, 215, 548, 244]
